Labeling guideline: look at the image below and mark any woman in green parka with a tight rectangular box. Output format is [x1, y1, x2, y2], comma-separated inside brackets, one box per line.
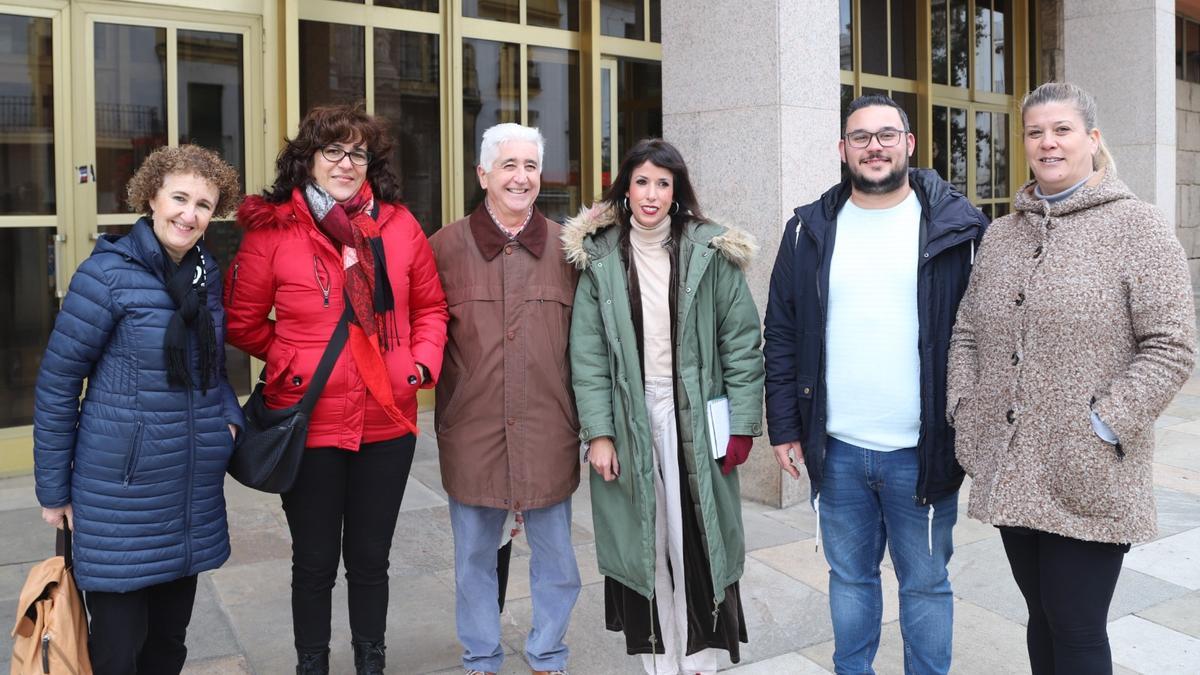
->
[563, 139, 765, 674]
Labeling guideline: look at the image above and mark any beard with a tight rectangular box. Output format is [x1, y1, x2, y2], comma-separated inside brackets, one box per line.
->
[848, 153, 909, 194]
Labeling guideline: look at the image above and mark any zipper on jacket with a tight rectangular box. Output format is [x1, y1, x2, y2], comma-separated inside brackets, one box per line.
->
[122, 422, 145, 486]
[41, 633, 50, 673]
[313, 255, 331, 307]
[230, 262, 240, 302]
[184, 375, 196, 573]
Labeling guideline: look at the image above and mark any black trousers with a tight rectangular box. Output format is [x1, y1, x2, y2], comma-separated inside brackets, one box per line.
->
[1000, 527, 1130, 675]
[281, 434, 416, 651]
[85, 574, 198, 675]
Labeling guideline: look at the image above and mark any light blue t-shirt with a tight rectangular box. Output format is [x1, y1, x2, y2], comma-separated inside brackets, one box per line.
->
[825, 191, 922, 452]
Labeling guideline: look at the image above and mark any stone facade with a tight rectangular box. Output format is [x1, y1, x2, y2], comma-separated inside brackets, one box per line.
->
[1178, 80, 1200, 293]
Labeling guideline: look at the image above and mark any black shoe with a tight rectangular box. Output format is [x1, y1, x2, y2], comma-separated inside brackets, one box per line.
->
[296, 648, 330, 675]
[352, 640, 386, 675]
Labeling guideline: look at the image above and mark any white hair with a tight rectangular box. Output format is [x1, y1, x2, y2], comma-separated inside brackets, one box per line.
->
[478, 123, 545, 173]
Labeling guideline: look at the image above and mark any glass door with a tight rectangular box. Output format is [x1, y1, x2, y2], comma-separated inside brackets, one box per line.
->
[71, 3, 262, 395]
[0, 5, 70, 470]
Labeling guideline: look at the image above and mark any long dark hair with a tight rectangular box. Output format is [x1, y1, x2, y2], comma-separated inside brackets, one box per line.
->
[262, 103, 403, 204]
[603, 138, 706, 240]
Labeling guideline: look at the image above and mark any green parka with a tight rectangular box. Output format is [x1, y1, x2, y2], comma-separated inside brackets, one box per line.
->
[562, 204, 765, 604]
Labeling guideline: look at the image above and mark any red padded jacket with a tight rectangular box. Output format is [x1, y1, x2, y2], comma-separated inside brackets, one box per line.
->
[224, 188, 448, 450]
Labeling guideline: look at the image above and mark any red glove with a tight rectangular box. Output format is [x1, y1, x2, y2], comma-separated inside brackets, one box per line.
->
[721, 435, 753, 475]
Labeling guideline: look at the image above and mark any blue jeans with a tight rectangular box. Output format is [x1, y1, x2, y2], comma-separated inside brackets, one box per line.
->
[819, 436, 957, 675]
[449, 497, 581, 673]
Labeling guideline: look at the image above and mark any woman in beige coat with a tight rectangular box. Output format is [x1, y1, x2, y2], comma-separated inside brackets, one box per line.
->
[948, 82, 1196, 674]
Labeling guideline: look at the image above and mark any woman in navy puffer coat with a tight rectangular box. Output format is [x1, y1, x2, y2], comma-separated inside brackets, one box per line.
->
[33, 145, 244, 675]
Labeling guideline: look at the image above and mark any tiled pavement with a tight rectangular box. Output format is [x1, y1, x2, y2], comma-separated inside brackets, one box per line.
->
[3, 372, 1200, 674]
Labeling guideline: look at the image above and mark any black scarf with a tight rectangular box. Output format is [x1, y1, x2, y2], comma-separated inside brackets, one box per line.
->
[163, 245, 217, 392]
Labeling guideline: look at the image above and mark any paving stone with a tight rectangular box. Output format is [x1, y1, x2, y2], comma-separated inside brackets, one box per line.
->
[1137, 590, 1200, 639]
[387, 504, 459, 578]
[0, 598, 13, 673]
[1162, 393, 1200, 419]
[1109, 615, 1200, 674]
[184, 575, 242, 662]
[749, 538, 900, 624]
[759, 500, 818, 539]
[1155, 463, 1200, 497]
[180, 654, 253, 674]
[735, 556, 836, 661]
[0, 508, 55, 565]
[0, 560, 37, 602]
[725, 651, 831, 674]
[1125, 526, 1200, 590]
[1152, 487, 1200, 540]
[0, 474, 34, 512]
[741, 500, 810, 550]
[800, 599, 1031, 674]
[400, 475, 449, 512]
[1155, 429, 1200, 472]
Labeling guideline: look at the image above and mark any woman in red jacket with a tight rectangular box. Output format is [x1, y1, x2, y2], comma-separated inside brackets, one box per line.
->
[224, 104, 448, 675]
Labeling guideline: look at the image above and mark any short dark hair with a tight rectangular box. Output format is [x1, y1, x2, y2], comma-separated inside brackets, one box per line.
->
[126, 145, 242, 217]
[844, 94, 910, 134]
[262, 103, 402, 204]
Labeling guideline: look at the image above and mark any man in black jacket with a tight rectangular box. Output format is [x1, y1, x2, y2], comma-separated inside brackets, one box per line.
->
[764, 94, 986, 674]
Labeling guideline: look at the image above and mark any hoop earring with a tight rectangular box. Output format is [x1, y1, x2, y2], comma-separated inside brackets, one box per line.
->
[669, 201, 680, 216]
[623, 196, 630, 212]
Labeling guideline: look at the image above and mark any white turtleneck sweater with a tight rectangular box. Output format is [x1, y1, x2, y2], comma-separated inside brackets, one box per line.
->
[629, 215, 673, 378]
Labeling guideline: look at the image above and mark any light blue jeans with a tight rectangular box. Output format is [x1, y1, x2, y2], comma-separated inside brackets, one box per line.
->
[819, 436, 957, 675]
[449, 496, 580, 673]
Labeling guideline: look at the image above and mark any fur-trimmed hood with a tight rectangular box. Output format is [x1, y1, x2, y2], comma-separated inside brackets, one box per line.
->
[560, 202, 757, 270]
[235, 194, 294, 231]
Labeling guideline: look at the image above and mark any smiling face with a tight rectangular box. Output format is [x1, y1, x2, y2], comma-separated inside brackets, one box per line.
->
[625, 161, 675, 228]
[1023, 101, 1100, 194]
[148, 172, 220, 262]
[311, 137, 369, 203]
[839, 104, 915, 196]
[478, 140, 541, 225]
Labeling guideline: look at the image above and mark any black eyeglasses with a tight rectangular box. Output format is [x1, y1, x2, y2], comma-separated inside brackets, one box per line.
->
[320, 146, 373, 166]
[844, 128, 906, 149]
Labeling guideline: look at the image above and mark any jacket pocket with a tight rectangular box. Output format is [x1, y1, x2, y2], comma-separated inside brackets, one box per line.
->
[122, 422, 145, 486]
[1045, 405, 1122, 516]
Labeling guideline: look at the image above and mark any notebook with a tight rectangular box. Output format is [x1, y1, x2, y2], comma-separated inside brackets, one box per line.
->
[706, 396, 731, 460]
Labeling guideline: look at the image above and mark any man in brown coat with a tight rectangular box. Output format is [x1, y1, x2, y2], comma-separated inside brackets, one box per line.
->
[429, 123, 580, 675]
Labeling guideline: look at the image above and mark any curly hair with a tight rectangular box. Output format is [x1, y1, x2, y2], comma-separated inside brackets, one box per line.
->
[126, 145, 242, 218]
[262, 103, 403, 204]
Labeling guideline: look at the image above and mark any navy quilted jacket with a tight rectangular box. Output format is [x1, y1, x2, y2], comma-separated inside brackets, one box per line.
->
[33, 218, 244, 593]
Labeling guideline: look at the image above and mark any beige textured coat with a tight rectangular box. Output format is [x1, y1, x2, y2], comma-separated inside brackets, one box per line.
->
[948, 170, 1196, 544]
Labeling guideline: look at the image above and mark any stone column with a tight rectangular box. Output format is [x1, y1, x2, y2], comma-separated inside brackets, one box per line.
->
[1063, 0, 1177, 223]
[661, 1, 842, 506]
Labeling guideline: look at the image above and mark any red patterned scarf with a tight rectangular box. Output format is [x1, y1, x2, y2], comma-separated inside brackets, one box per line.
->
[309, 181, 418, 437]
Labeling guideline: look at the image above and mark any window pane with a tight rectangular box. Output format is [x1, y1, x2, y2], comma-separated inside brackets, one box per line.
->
[0, 227, 58, 427]
[601, 0, 645, 39]
[932, 105, 949, 183]
[950, 0, 969, 87]
[375, 29, 442, 234]
[0, 15, 55, 215]
[932, 0, 948, 85]
[462, 38, 520, 214]
[299, 21, 365, 113]
[992, 0, 1012, 93]
[840, 0, 853, 70]
[975, 111, 992, 199]
[178, 30, 245, 195]
[1189, 21, 1200, 83]
[840, 84, 854, 130]
[891, 0, 918, 79]
[994, 201, 1009, 218]
[601, 67, 612, 190]
[200, 221, 251, 396]
[650, 0, 661, 42]
[860, 0, 887, 76]
[893, 90, 919, 166]
[616, 58, 662, 165]
[374, 0, 438, 10]
[950, 106, 967, 193]
[94, 24, 167, 214]
[527, 0, 579, 31]
[994, 112, 1009, 197]
[1028, 0, 1038, 87]
[975, 3, 992, 92]
[1178, 17, 1186, 81]
[463, 0, 519, 23]
[527, 47, 580, 223]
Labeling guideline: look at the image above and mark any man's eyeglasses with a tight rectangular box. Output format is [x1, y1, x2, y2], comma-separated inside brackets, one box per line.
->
[844, 129, 906, 149]
[320, 146, 373, 166]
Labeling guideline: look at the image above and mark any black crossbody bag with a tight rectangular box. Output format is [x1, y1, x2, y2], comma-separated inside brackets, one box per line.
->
[228, 306, 351, 493]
